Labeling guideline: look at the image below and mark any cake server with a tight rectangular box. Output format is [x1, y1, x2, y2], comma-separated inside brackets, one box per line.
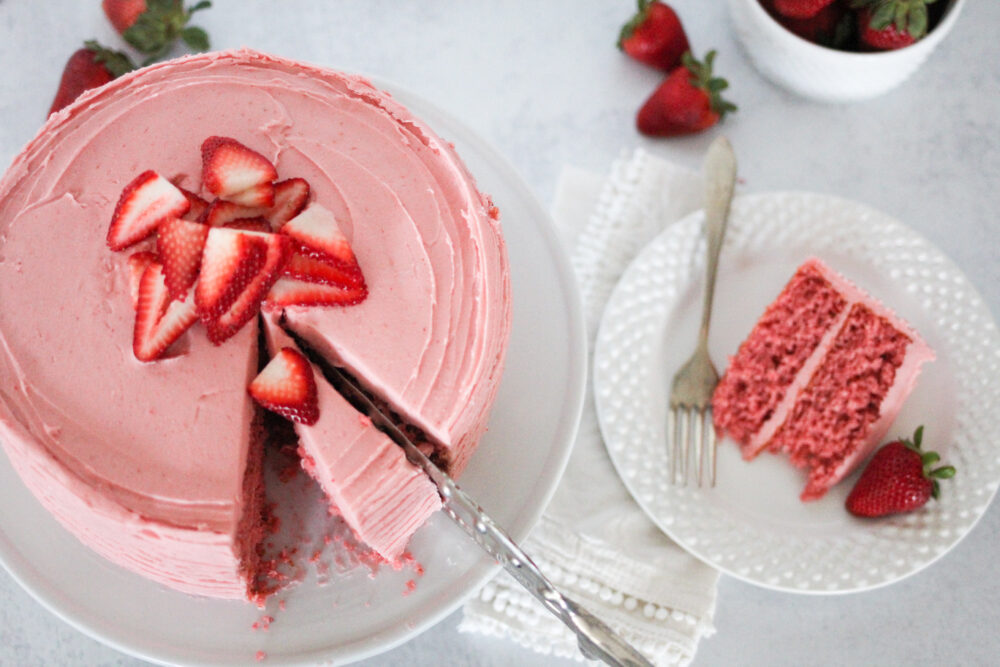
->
[326, 366, 654, 667]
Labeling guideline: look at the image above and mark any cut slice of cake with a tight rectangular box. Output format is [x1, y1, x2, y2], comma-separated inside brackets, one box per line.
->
[263, 318, 441, 561]
[712, 258, 934, 500]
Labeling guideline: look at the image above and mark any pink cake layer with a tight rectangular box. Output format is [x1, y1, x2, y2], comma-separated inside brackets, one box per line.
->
[0, 49, 509, 597]
[264, 320, 441, 560]
[713, 258, 934, 500]
[711, 260, 848, 455]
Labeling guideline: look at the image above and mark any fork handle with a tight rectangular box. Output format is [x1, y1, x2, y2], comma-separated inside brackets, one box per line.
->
[698, 136, 737, 348]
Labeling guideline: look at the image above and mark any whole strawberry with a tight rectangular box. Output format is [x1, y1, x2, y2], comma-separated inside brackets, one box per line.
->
[636, 50, 737, 137]
[764, 0, 852, 47]
[617, 1, 691, 72]
[49, 41, 135, 115]
[846, 426, 956, 518]
[102, 0, 148, 33]
[852, 0, 938, 50]
[103, 0, 212, 61]
[771, 0, 836, 20]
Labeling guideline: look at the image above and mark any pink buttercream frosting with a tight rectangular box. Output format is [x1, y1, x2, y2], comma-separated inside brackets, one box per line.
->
[264, 321, 440, 560]
[0, 49, 510, 597]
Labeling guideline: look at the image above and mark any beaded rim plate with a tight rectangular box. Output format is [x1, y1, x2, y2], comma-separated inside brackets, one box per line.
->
[593, 192, 1000, 594]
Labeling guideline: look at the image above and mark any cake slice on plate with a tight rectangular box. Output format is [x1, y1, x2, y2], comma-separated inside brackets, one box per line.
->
[712, 257, 935, 500]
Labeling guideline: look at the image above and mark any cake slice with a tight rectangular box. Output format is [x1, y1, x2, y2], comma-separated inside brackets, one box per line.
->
[262, 318, 441, 560]
[712, 258, 934, 500]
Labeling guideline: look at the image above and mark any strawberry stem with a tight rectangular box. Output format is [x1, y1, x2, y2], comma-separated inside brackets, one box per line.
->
[617, 0, 654, 48]
[84, 40, 136, 78]
[682, 50, 738, 119]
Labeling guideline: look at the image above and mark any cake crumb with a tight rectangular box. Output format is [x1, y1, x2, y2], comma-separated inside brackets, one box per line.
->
[403, 579, 417, 595]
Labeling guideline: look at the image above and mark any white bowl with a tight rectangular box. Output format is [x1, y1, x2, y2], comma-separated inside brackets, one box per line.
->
[727, 0, 966, 102]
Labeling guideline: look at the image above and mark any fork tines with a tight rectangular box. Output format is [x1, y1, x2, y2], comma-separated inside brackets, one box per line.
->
[668, 405, 717, 487]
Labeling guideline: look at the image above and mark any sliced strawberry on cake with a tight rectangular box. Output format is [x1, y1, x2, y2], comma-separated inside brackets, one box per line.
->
[222, 217, 273, 234]
[248, 346, 320, 425]
[206, 231, 293, 344]
[266, 278, 367, 308]
[133, 261, 198, 362]
[107, 170, 190, 250]
[173, 182, 209, 221]
[281, 203, 366, 284]
[195, 227, 268, 322]
[157, 217, 209, 300]
[201, 136, 278, 207]
[202, 199, 269, 227]
[282, 253, 365, 289]
[268, 178, 311, 229]
[126, 250, 157, 309]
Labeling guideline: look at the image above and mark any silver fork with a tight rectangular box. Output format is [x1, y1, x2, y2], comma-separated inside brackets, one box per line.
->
[668, 136, 737, 487]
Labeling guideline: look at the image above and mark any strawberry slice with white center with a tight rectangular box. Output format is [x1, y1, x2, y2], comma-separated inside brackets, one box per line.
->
[201, 136, 277, 206]
[195, 227, 268, 322]
[282, 252, 365, 288]
[248, 347, 319, 425]
[268, 178, 311, 229]
[281, 203, 364, 275]
[157, 217, 209, 301]
[205, 231, 293, 344]
[107, 170, 190, 251]
[127, 250, 157, 310]
[223, 216, 272, 234]
[265, 277, 367, 308]
[201, 198, 268, 226]
[174, 183, 209, 222]
[133, 261, 198, 362]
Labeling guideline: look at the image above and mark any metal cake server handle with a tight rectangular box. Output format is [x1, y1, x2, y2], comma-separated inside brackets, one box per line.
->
[327, 366, 654, 667]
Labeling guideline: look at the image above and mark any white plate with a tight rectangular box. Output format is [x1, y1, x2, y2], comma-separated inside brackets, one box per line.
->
[593, 192, 1000, 594]
[0, 82, 586, 664]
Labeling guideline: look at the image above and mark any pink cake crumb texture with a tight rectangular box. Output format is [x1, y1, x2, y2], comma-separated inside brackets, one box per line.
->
[773, 303, 912, 499]
[712, 257, 934, 500]
[711, 260, 848, 457]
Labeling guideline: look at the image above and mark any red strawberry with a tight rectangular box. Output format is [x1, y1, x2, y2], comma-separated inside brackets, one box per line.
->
[104, 0, 212, 58]
[107, 170, 190, 251]
[103, 0, 147, 33]
[766, 1, 849, 44]
[133, 261, 198, 361]
[281, 203, 362, 272]
[195, 227, 268, 321]
[265, 277, 367, 308]
[853, 0, 932, 50]
[846, 426, 956, 518]
[202, 199, 268, 227]
[771, 0, 836, 19]
[49, 41, 134, 115]
[248, 347, 319, 425]
[204, 232, 292, 344]
[636, 50, 737, 137]
[268, 178, 311, 229]
[617, 1, 691, 72]
[223, 217, 273, 234]
[127, 250, 158, 309]
[201, 137, 277, 206]
[156, 217, 209, 300]
[172, 182, 209, 221]
[282, 252, 365, 288]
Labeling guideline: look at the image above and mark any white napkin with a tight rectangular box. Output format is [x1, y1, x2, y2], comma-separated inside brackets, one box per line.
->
[460, 149, 719, 665]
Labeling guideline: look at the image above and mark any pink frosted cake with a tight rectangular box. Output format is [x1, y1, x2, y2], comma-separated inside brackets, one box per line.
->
[0, 50, 510, 598]
[711, 258, 933, 500]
